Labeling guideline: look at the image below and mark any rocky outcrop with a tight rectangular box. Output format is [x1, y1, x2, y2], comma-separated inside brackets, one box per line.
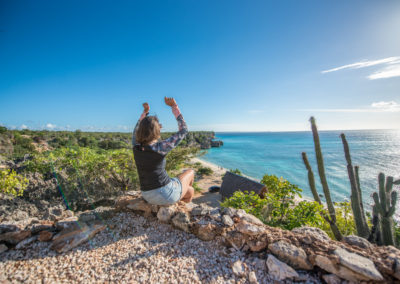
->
[114, 193, 400, 282]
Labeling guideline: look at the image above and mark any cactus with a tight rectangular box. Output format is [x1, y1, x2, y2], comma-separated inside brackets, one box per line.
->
[302, 117, 343, 241]
[340, 134, 370, 238]
[372, 173, 399, 246]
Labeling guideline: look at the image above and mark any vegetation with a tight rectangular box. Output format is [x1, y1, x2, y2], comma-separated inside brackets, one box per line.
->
[302, 116, 399, 246]
[0, 169, 29, 197]
[229, 168, 242, 176]
[196, 166, 213, 176]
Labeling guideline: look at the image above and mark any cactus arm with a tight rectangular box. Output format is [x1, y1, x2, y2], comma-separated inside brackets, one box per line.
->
[387, 191, 398, 217]
[302, 152, 322, 204]
[340, 133, 370, 238]
[379, 173, 387, 212]
[394, 179, 400, 185]
[372, 192, 383, 215]
[310, 117, 336, 222]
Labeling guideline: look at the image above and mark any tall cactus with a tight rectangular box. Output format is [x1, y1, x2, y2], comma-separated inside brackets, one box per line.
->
[340, 134, 370, 238]
[302, 117, 343, 241]
[372, 173, 399, 246]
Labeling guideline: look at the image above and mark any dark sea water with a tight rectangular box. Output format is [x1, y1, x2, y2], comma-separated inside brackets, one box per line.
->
[201, 130, 400, 212]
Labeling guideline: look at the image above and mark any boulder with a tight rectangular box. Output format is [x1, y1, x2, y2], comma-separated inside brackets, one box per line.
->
[222, 229, 246, 250]
[315, 254, 370, 282]
[157, 206, 177, 223]
[292, 226, 331, 244]
[171, 212, 191, 233]
[266, 254, 299, 281]
[191, 204, 212, 216]
[236, 210, 264, 226]
[0, 230, 31, 245]
[0, 243, 8, 253]
[236, 220, 264, 236]
[51, 224, 106, 253]
[333, 247, 383, 281]
[55, 217, 79, 231]
[222, 215, 234, 227]
[269, 240, 312, 270]
[343, 235, 373, 250]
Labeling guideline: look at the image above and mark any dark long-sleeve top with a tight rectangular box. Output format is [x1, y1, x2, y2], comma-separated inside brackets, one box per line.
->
[132, 106, 188, 191]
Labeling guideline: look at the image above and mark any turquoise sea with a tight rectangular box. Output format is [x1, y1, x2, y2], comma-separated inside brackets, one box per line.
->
[201, 130, 400, 211]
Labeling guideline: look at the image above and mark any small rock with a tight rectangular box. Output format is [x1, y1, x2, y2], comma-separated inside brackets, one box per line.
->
[232, 260, 245, 277]
[0, 230, 31, 245]
[269, 240, 312, 270]
[322, 274, 342, 284]
[65, 210, 74, 217]
[236, 220, 264, 236]
[185, 202, 197, 212]
[222, 207, 237, 218]
[333, 247, 383, 281]
[157, 206, 176, 223]
[171, 212, 191, 232]
[126, 198, 152, 215]
[38, 231, 54, 242]
[247, 235, 268, 252]
[343, 235, 373, 250]
[238, 211, 264, 226]
[266, 254, 299, 281]
[222, 215, 234, 227]
[248, 271, 258, 284]
[0, 243, 8, 253]
[15, 235, 38, 249]
[191, 204, 212, 216]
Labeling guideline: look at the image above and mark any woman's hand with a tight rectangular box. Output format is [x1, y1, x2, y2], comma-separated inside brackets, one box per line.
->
[164, 97, 178, 107]
[143, 102, 150, 113]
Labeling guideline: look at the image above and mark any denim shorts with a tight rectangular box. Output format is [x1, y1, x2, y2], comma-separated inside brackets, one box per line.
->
[141, 178, 183, 206]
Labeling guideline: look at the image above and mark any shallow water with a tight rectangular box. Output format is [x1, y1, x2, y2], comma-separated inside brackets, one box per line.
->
[202, 130, 400, 213]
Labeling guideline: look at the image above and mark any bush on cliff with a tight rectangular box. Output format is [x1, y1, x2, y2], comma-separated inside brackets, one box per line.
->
[0, 169, 29, 197]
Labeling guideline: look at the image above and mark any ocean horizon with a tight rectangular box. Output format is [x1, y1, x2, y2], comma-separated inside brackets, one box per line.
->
[201, 129, 400, 214]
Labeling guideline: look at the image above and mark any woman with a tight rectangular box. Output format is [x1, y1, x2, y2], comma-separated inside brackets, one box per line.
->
[132, 97, 194, 205]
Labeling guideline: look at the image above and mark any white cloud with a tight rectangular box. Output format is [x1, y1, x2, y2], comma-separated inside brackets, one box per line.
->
[299, 101, 400, 113]
[322, 56, 400, 80]
[368, 64, 400, 80]
[46, 123, 56, 129]
[20, 124, 28, 129]
[322, 57, 400, 73]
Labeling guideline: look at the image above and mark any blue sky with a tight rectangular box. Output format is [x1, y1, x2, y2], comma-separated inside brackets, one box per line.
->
[1, 0, 400, 132]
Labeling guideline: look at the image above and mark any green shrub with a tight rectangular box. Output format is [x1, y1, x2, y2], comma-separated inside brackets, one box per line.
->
[0, 126, 7, 134]
[197, 166, 213, 176]
[0, 169, 29, 196]
[221, 191, 269, 218]
[229, 168, 242, 175]
[165, 147, 200, 173]
[192, 182, 202, 192]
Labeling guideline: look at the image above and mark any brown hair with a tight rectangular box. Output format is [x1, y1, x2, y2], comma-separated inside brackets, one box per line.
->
[136, 116, 161, 145]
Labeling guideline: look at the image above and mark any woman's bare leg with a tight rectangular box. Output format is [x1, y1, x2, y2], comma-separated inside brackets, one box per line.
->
[178, 169, 195, 203]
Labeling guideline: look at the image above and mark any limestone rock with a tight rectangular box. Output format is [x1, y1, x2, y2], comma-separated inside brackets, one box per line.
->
[232, 260, 245, 277]
[222, 229, 246, 250]
[30, 220, 54, 234]
[269, 240, 312, 270]
[222, 207, 237, 218]
[191, 203, 212, 216]
[0, 223, 20, 234]
[126, 198, 152, 216]
[343, 235, 373, 250]
[315, 254, 370, 282]
[15, 235, 38, 249]
[292, 226, 331, 244]
[333, 247, 383, 281]
[43, 206, 65, 221]
[247, 235, 268, 252]
[0, 230, 31, 245]
[0, 243, 8, 253]
[222, 215, 234, 227]
[266, 254, 299, 281]
[237, 209, 264, 226]
[55, 217, 79, 231]
[157, 206, 177, 223]
[38, 231, 54, 242]
[195, 223, 217, 241]
[322, 274, 342, 284]
[236, 220, 264, 236]
[209, 208, 222, 222]
[51, 224, 106, 253]
[171, 212, 191, 233]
